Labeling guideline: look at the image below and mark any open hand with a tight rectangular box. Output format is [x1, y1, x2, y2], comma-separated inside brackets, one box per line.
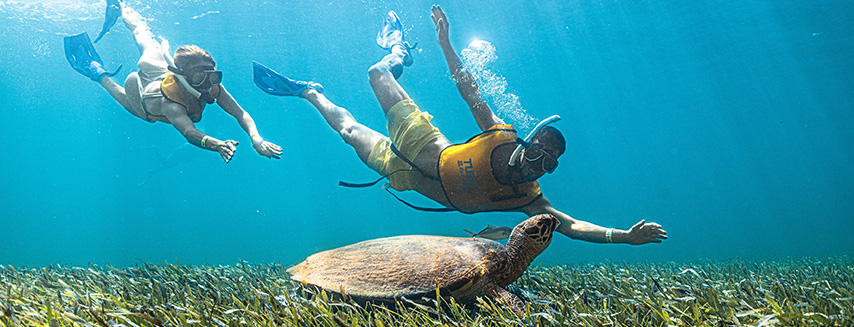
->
[253, 139, 283, 159]
[215, 140, 239, 163]
[431, 5, 449, 44]
[626, 220, 667, 245]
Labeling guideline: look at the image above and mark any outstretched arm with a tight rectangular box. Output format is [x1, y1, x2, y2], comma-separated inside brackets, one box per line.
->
[216, 85, 282, 159]
[523, 197, 668, 245]
[431, 5, 502, 131]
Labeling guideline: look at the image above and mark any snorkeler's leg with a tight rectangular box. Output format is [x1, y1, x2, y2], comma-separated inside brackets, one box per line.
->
[122, 4, 167, 78]
[77, 6, 145, 119]
[112, 3, 167, 120]
[121, 4, 159, 55]
[98, 74, 137, 114]
[368, 44, 413, 114]
[302, 88, 385, 164]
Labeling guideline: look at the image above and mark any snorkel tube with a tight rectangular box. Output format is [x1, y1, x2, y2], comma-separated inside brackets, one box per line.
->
[508, 115, 562, 167]
[160, 38, 204, 99]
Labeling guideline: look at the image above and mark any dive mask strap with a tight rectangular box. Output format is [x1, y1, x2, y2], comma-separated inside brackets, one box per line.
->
[508, 115, 562, 167]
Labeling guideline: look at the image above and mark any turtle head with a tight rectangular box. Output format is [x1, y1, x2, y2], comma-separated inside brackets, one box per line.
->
[514, 213, 559, 250]
[500, 214, 559, 284]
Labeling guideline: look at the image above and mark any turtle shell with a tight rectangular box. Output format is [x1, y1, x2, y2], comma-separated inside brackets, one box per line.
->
[287, 235, 506, 301]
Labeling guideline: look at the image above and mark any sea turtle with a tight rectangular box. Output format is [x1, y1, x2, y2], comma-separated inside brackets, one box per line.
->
[287, 214, 559, 313]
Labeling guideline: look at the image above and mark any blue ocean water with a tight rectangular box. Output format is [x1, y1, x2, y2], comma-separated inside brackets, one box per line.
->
[1, 0, 852, 268]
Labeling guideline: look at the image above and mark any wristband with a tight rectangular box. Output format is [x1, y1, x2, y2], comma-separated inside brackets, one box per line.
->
[605, 229, 613, 243]
[200, 135, 209, 149]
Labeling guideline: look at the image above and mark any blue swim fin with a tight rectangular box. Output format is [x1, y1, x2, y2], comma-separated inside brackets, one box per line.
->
[377, 11, 416, 68]
[93, 0, 122, 43]
[376, 11, 415, 50]
[252, 61, 323, 97]
[64, 32, 122, 81]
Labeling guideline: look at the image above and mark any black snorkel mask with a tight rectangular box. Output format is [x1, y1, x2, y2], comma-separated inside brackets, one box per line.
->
[168, 65, 222, 87]
[521, 142, 559, 173]
[167, 65, 222, 104]
[508, 115, 562, 172]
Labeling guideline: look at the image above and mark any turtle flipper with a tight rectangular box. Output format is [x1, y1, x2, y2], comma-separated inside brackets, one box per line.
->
[488, 284, 524, 316]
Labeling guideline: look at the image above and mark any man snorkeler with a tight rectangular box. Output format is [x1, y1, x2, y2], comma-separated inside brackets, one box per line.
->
[253, 5, 666, 245]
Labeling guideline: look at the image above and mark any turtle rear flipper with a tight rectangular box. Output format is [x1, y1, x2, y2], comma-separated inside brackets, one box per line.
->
[488, 284, 524, 316]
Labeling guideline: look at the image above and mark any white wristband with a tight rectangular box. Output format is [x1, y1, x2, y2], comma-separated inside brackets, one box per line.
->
[200, 135, 209, 149]
[605, 228, 613, 243]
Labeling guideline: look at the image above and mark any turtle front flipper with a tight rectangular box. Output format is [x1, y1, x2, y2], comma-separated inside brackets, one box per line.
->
[487, 284, 524, 316]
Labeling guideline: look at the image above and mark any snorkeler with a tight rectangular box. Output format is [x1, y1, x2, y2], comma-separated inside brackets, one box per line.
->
[63, 3, 282, 163]
[254, 5, 666, 245]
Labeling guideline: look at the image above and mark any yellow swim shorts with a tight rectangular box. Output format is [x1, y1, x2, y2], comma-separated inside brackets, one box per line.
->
[367, 99, 444, 191]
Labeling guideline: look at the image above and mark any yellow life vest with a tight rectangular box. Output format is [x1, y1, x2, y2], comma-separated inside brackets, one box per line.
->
[438, 124, 542, 214]
[149, 73, 220, 124]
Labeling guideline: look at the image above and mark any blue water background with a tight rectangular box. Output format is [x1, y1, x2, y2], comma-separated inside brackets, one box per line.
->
[1, 0, 852, 267]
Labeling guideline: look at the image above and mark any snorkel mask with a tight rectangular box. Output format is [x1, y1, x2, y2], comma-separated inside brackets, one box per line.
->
[160, 39, 218, 104]
[508, 115, 562, 167]
[167, 66, 222, 88]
